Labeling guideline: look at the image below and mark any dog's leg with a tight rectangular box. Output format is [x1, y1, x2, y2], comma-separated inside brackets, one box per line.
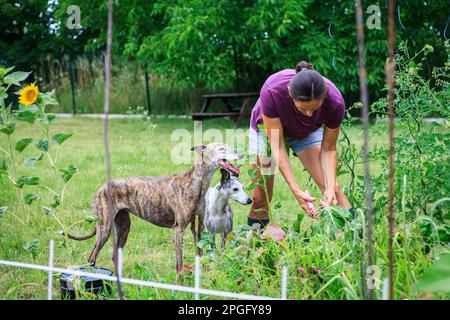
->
[175, 226, 184, 275]
[211, 233, 216, 249]
[221, 233, 226, 250]
[197, 215, 204, 257]
[112, 210, 131, 265]
[88, 219, 112, 265]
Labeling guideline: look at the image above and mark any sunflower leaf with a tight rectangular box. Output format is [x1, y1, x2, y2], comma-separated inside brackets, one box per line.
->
[0, 66, 14, 78]
[24, 193, 40, 205]
[4, 71, 31, 86]
[59, 165, 78, 183]
[50, 195, 60, 209]
[0, 123, 15, 135]
[42, 206, 56, 216]
[0, 87, 8, 100]
[15, 138, 33, 153]
[15, 110, 37, 124]
[52, 133, 73, 145]
[40, 90, 58, 106]
[15, 176, 40, 188]
[35, 139, 49, 152]
[47, 114, 56, 122]
[24, 154, 43, 167]
[18, 104, 40, 112]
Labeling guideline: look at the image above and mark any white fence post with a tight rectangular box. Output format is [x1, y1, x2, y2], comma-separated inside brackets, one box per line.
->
[382, 277, 389, 300]
[47, 239, 54, 300]
[281, 265, 288, 300]
[118, 248, 123, 280]
[194, 255, 200, 300]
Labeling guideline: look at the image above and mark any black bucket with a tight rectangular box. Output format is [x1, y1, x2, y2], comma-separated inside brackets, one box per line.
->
[59, 266, 113, 300]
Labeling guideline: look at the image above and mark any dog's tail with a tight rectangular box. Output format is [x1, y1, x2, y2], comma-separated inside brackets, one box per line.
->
[59, 228, 96, 241]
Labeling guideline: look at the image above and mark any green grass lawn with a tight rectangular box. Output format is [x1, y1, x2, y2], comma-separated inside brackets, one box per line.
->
[0, 117, 446, 299]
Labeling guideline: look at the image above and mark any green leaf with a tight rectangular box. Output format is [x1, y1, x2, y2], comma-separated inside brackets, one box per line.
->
[0, 159, 8, 175]
[24, 193, 40, 205]
[15, 176, 40, 188]
[293, 212, 304, 232]
[85, 215, 101, 223]
[50, 195, 60, 209]
[245, 182, 258, 191]
[47, 114, 56, 122]
[23, 239, 40, 259]
[59, 165, 78, 183]
[51, 132, 73, 145]
[24, 154, 43, 167]
[35, 139, 49, 152]
[416, 254, 450, 292]
[42, 206, 56, 216]
[4, 71, 31, 86]
[15, 110, 37, 124]
[0, 66, 15, 78]
[15, 138, 33, 153]
[0, 206, 7, 219]
[0, 123, 15, 135]
[0, 87, 8, 100]
[18, 104, 40, 112]
[40, 90, 58, 106]
[248, 167, 258, 179]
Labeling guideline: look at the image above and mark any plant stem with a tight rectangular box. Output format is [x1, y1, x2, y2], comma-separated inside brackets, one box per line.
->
[2, 104, 28, 224]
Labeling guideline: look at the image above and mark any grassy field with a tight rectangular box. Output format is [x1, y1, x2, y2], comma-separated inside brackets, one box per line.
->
[0, 116, 448, 299]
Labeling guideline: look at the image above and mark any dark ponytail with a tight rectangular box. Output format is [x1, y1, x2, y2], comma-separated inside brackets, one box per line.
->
[290, 61, 327, 101]
[295, 61, 314, 73]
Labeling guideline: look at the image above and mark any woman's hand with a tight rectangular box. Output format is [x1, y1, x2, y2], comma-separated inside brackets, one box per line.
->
[320, 189, 338, 207]
[293, 189, 318, 219]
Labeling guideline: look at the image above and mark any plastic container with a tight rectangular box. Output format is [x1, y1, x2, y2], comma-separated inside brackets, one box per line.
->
[59, 266, 113, 300]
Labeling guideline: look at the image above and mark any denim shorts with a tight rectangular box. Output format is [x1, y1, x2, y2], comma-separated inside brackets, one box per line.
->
[248, 125, 323, 157]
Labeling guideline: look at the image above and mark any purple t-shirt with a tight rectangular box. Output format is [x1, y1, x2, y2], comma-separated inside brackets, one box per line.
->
[250, 69, 345, 139]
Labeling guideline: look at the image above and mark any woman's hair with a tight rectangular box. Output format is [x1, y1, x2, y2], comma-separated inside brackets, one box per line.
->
[289, 61, 327, 101]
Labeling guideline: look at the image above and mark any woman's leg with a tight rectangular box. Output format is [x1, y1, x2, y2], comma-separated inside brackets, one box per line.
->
[248, 155, 275, 221]
[295, 145, 352, 209]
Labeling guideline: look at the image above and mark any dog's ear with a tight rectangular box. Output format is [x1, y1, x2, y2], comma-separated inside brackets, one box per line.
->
[191, 145, 207, 153]
[219, 168, 230, 189]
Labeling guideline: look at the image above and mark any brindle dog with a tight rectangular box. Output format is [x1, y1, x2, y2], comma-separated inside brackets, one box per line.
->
[64, 143, 242, 274]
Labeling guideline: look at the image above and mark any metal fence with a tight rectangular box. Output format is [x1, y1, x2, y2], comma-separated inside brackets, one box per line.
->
[0, 240, 288, 300]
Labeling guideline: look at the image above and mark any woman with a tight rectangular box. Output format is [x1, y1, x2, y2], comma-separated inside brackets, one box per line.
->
[247, 61, 354, 227]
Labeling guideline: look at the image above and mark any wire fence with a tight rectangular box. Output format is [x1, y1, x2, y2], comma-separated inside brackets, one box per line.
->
[0, 240, 288, 300]
[0, 0, 402, 301]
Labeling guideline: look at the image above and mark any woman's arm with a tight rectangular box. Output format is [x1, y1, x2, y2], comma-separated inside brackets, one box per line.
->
[320, 126, 340, 207]
[262, 115, 316, 217]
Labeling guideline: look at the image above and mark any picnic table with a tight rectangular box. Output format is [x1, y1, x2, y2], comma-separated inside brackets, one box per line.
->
[192, 92, 259, 127]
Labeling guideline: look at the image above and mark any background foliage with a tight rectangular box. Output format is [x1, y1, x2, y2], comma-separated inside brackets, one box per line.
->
[1, 0, 448, 113]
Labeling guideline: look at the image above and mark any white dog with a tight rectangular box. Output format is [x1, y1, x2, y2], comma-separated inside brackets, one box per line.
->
[204, 169, 252, 248]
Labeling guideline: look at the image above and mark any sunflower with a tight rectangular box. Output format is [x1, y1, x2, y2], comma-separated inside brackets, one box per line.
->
[19, 83, 39, 106]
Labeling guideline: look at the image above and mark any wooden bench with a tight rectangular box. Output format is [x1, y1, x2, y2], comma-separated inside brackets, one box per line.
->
[192, 92, 259, 127]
